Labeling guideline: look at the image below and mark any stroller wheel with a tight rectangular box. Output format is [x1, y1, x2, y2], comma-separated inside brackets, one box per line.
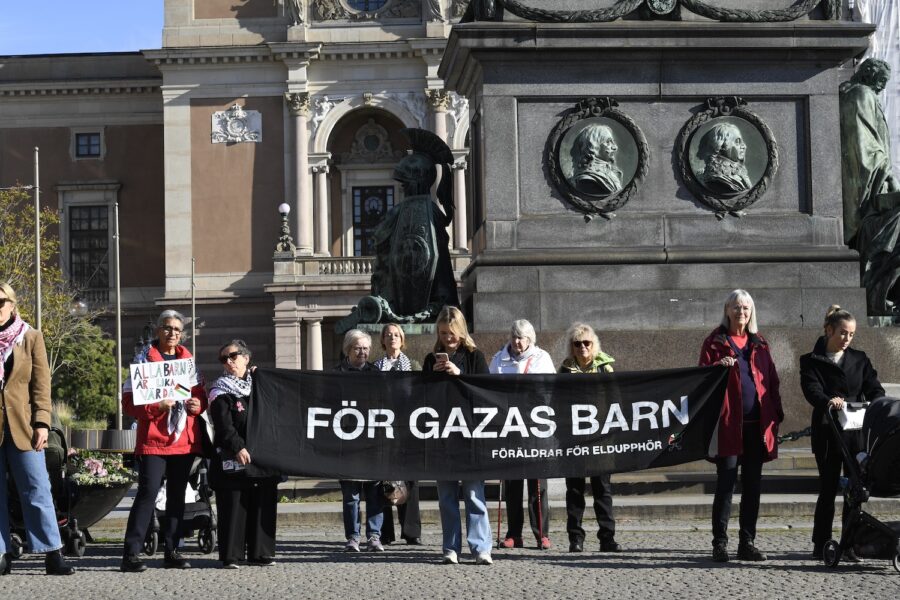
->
[65, 530, 86, 557]
[198, 527, 217, 554]
[822, 539, 841, 568]
[893, 552, 900, 574]
[9, 534, 24, 559]
[143, 530, 158, 557]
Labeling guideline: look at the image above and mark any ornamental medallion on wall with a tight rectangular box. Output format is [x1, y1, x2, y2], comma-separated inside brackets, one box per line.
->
[547, 97, 649, 220]
[211, 104, 262, 144]
[676, 97, 778, 218]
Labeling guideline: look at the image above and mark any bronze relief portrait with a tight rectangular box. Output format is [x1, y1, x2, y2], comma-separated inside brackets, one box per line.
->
[677, 97, 778, 218]
[548, 98, 649, 220]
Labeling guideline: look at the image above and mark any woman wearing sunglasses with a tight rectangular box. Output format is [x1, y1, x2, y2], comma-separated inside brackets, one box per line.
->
[121, 309, 207, 572]
[558, 322, 621, 554]
[0, 282, 75, 576]
[208, 340, 278, 569]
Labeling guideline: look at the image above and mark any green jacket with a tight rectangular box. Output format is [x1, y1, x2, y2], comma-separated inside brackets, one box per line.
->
[558, 351, 615, 374]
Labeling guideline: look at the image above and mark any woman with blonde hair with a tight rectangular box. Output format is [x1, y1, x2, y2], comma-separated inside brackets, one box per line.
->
[800, 305, 884, 561]
[375, 323, 422, 545]
[559, 322, 620, 553]
[0, 282, 75, 576]
[422, 306, 492, 565]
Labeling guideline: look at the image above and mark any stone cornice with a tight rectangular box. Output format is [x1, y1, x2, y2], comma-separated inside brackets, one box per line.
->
[143, 46, 276, 66]
[0, 79, 160, 97]
[318, 42, 417, 61]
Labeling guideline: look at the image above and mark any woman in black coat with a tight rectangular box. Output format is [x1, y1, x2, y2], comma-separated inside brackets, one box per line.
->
[799, 306, 885, 560]
[208, 339, 279, 568]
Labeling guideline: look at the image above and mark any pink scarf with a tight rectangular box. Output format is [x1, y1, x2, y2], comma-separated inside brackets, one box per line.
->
[0, 313, 29, 385]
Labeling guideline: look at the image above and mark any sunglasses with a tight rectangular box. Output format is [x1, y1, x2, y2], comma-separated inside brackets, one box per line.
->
[219, 351, 244, 364]
[0, 298, 12, 308]
[572, 340, 592, 348]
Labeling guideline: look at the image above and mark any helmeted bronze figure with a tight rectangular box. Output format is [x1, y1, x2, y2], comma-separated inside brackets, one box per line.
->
[336, 129, 459, 333]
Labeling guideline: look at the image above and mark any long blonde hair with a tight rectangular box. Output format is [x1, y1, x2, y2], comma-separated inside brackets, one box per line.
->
[433, 306, 476, 353]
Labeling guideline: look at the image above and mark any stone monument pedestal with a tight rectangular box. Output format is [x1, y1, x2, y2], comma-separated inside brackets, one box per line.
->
[441, 19, 874, 333]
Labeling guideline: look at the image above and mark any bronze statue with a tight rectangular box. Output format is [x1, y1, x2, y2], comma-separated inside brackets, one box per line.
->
[570, 123, 623, 196]
[696, 122, 752, 195]
[336, 129, 459, 333]
[839, 57, 900, 316]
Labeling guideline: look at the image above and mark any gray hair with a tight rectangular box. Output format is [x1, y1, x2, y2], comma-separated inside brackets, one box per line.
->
[719, 289, 758, 334]
[342, 329, 372, 356]
[219, 339, 252, 361]
[509, 319, 537, 347]
[156, 309, 185, 328]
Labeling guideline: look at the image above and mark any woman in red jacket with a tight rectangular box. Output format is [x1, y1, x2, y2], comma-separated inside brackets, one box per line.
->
[120, 310, 207, 573]
[699, 289, 783, 564]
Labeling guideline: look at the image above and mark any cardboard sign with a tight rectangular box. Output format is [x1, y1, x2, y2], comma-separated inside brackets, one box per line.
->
[129, 358, 199, 405]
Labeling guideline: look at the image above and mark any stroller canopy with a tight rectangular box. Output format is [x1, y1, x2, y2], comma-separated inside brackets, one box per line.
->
[862, 396, 900, 497]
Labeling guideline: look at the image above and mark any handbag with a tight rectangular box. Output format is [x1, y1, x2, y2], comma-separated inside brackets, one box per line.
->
[382, 480, 409, 506]
[837, 402, 867, 431]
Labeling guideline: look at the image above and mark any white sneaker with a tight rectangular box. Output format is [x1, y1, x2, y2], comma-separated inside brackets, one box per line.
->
[475, 552, 493, 565]
[441, 550, 459, 564]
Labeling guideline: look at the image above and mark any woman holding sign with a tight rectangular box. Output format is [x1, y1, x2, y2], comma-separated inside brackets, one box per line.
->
[0, 282, 75, 576]
[800, 305, 884, 561]
[209, 340, 278, 569]
[558, 322, 621, 554]
[422, 306, 492, 566]
[699, 289, 783, 564]
[121, 309, 207, 573]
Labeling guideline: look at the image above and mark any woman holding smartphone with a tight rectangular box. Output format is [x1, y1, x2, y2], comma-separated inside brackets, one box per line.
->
[422, 306, 491, 565]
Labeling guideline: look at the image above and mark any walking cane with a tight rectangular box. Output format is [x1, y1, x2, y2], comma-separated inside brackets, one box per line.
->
[496, 479, 504, 548]
[536, 479, 544, 549]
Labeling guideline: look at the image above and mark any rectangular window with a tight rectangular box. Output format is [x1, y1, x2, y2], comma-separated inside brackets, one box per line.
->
[69, 205, 109, 297]
[75, 133, 102, 158]
[352, 186, 394, 257]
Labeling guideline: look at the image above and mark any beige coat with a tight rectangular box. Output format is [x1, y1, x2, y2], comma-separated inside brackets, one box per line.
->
[0, 328, 52, 451]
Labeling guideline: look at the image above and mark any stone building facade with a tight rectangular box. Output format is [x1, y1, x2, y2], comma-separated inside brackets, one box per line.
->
[0, 0, 473, 372]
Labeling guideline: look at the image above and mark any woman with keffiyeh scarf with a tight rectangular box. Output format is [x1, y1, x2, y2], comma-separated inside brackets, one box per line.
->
[208, 339, 278, 569]
[0, 282, 74, 576]
[120, 309, 207, 573]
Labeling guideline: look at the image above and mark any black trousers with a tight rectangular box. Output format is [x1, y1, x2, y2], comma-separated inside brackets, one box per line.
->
[123, 454, 194, 557]
[565, 475, 614, 543]
[215, 479, 278, 562]
[504, 479, 550, 540]
[381, 481, 421, 543]
[812, 428, 863, 547]
[711, 422, 764, 547]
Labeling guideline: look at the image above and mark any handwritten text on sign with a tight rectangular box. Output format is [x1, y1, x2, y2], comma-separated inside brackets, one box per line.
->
[129, 358, 198, 405]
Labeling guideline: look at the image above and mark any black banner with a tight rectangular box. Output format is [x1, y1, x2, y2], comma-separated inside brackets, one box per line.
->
[246, 366, 728, 480]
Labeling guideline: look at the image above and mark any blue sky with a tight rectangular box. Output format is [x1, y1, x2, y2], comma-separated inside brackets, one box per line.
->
[0, 1, 163, 55]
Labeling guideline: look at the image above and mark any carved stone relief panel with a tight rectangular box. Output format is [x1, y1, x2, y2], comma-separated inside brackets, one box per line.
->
[211, 104, 262, 144]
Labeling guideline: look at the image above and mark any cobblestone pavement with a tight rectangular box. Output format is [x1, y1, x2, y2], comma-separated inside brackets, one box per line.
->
[1, 521, 899, 600]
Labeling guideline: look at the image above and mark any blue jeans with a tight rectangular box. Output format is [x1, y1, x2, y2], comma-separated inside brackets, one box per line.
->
[0, 431, 63, 554]
[437, 480, 491, 555]
[340, 480, 383, 541]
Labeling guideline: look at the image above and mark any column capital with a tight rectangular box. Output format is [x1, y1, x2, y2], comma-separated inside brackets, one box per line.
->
[452, 159, 468, 171]
[285, 92, 311, 117]
[425, 88, 451, 112]
[311, 164, 330, 175]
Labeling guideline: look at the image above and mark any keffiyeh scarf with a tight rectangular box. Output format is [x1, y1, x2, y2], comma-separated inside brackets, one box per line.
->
[0, 314, 29, 385]
[209, 372, 253, 402]
[374, 352, 412, 372]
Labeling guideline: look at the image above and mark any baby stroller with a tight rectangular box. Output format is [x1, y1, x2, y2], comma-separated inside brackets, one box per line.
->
[821, 397, 900, 572]
[143, 457, 217, 556]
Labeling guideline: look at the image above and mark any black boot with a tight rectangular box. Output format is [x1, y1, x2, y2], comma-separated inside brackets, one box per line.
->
[121, 553, 148, 573]
[163, 550, 191, 569]
[0, 553, 10, 575]
[45, 550, 76, 576]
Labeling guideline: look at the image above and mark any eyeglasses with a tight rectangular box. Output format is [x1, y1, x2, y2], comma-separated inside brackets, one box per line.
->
[572, 340, 592, 348]
[219, 351, 244, 364]
[0, 298, 12, 308]
[161, 326, 182, 335]
[351, 346, 370, 354]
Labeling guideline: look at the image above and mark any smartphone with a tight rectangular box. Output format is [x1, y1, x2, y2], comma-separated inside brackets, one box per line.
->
[435, 352, 449, 362]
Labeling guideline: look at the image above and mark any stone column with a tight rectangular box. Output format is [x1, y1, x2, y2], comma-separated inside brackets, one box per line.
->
[313, 165, 330, 256]
[426, 88, 451, 142]
[452, 160, 468, 252]
[305, 318, 323, 370]
[285, 92, 313, 254]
